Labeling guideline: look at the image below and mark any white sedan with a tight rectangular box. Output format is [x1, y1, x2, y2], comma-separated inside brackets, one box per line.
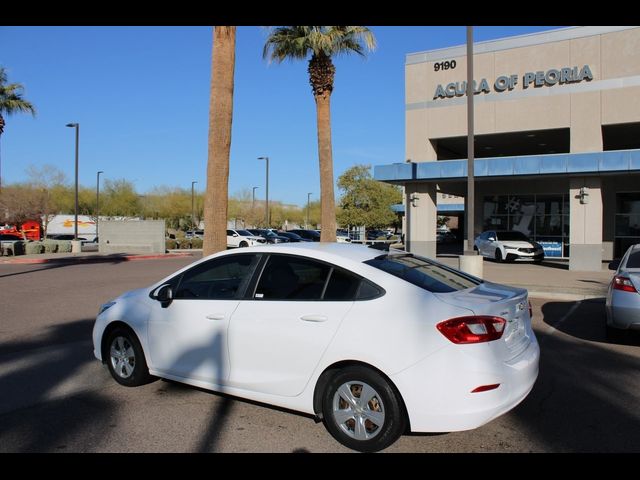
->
[226, 229, 266, 248]
[474, 230, 545, 263]
[93, 243, 539, 452]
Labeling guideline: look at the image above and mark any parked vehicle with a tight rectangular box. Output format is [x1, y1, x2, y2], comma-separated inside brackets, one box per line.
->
[474, 230, 544, 263]
[276, 231, 310, 242]
[248, 229, 290, 244]
[606, 243, 640, 339]
[437, 231, 457, 244]
[288, 229, 320, 242]
[185, 230, 204, 239]
[93, 243, 539, 452]
[226, 229, 266, 248]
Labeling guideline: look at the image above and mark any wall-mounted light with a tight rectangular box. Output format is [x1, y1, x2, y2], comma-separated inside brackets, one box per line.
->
[579, 186, 589, 204]
[410, 193, 419, 207]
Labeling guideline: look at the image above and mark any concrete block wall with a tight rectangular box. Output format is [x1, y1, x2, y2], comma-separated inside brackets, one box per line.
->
[99, 220, 166, 254]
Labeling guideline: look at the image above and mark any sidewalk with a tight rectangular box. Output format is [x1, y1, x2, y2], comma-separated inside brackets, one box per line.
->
[0, 249, 612, 301]
[437, 256, 612, 300]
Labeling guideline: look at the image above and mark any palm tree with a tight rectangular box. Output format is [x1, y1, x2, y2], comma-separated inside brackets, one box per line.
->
[203, 26, 236, 256]
[263, 26, 376, 242]
[0, 67, 36, 190]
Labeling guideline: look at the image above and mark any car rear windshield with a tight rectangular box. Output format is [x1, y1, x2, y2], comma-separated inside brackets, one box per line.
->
[627, 250, 640, 269]
[364, 254, 481, 293]
[496, 231, 530, 241]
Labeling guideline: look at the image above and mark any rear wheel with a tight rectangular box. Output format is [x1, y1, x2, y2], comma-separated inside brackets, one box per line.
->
[105, 327, 155, 387]
[321, 366, 406, 452]
[494, 248, 503, 263]
[239, 241, 248, 248]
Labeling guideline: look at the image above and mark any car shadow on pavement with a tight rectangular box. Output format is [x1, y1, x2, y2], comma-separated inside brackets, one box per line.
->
[0, 254, 135, 279]
[511, 302, 640, 452]
[0, 318, 115, 452]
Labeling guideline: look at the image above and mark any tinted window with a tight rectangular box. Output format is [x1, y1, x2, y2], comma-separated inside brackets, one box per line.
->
[356, 280, 383, 300]
[324, 268, 361, 301]
[175, 254, 259, 300]
[255, 255, 330, 300]
[626, 250, 640, 268]
[365, 254, 480, 293]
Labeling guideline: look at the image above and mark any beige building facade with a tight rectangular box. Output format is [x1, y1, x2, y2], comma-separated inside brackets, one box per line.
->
[376, 26, 640, 271]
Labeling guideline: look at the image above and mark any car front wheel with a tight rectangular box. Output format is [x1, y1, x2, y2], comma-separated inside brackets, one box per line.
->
[321, 366, 406, 452]
[106, 327, 155, 387]
[495, 248, 503, 263]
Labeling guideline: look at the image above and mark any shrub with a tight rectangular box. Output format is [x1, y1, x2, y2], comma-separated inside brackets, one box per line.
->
[26, 241, 44, 255]
[57, 241, 72, 253]
[165, 239, 178, 250]
[43, 240, 59, 253]
[179, 240, 192, 249]
[190, 238, 203, 249]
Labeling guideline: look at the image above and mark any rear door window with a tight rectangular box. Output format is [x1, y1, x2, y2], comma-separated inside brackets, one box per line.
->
[364, 254, 480, 293]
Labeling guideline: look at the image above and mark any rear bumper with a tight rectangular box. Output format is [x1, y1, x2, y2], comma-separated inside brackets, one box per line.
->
[606, 302, 640, 330]
[390, 336, 540, 432]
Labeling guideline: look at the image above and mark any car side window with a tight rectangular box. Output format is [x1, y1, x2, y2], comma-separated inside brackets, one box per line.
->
[626, 251, 640, 268]
[255, 255, 330, 300]
[324, 268, 361, 301]
[174, 254, 259, 300]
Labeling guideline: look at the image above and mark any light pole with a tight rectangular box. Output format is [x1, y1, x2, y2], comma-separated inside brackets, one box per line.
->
[66, 123, 79, 241]
[191, 181, 198, 229]
[306, 192, 312, 229]
[96, 170, 103, 239]
[252, 186, 259, 208]
[257, 156, 269, 226]
[465, 26, 476, 255]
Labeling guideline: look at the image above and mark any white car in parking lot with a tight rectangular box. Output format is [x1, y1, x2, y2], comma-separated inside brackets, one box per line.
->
[93, 243, 539, 452]
[226, 229, 266, 248]
[475, 230, 544, 263]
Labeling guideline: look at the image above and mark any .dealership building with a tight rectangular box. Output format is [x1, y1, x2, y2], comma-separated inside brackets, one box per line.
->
[375, 26, 640, 271]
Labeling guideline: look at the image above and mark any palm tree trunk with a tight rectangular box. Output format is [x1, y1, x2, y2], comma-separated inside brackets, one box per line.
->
[315, 91, 337, 242]
[203, 26, 236, 256]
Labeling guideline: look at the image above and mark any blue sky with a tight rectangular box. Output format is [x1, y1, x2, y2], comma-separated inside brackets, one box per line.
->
[1, 26, 561, 207]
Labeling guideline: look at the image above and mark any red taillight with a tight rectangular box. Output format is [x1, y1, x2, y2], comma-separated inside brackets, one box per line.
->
[471, 384, 500, 393]
[613, 275, 638, 293]
[436, 316, 506, 344]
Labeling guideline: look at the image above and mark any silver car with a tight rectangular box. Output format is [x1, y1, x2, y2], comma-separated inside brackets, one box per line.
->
[606, 243, 640, 338]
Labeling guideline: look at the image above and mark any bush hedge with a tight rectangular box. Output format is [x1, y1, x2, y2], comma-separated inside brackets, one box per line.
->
[26, 241, 45, 255]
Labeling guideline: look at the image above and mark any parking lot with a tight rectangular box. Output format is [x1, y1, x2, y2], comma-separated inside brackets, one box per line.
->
[1, 257, 639, 452]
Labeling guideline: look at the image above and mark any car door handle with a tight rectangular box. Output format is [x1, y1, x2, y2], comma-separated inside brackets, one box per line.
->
[206, 313, 226, 321]
[300, 315, 328, 323]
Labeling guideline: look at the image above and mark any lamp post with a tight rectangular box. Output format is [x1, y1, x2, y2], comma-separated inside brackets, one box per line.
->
[257, 156, 269, 226]
[306, 192, 312, 229]
[191, 181, 198, 229]
[96, 170, 103, 239]
[66, 123, 79, 241]
[465, 26, 476, 255]
[252, 186, 259, 208]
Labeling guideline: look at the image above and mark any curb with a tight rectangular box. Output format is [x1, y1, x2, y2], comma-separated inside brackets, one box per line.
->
[0, 252, 196, 265]
[527, 291, 606, 301]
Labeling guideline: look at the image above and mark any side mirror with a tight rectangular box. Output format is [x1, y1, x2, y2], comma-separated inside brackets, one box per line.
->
[233, 233, 239, 237]
[153, 284, 174, 307]
[488, 237, 495, 242]
[608, 259, 621, 271]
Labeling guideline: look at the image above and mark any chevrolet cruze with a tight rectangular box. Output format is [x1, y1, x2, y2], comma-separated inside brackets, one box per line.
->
[93, 243, 539, 452]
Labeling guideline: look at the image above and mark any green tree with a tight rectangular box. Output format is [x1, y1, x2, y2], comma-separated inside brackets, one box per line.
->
[203, 26, 236, 256]
[263, 26, 376, 241]
[337, 164, 402, 229]
[101, 179, 140, 217]
[0, 67, 36, 190]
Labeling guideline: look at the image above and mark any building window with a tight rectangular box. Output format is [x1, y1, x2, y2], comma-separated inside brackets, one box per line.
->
[614, 192, 640, 257]
[483, 194, 569, 257]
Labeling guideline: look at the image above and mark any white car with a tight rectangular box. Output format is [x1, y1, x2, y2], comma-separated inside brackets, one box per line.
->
[474, 230, 545, 263]
[226, 229, 266, 248]
[93, 243, 539, 452]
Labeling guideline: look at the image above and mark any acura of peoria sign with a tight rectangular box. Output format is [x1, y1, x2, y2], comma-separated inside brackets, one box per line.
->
[433, 65, 593, 100]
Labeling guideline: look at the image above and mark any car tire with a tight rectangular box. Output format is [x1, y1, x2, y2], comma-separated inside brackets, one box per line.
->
[239, 241, 248, 248]
[105, 327, 155, 387]
[321, 366, 406, 452]
[495, 248, 503, 263]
